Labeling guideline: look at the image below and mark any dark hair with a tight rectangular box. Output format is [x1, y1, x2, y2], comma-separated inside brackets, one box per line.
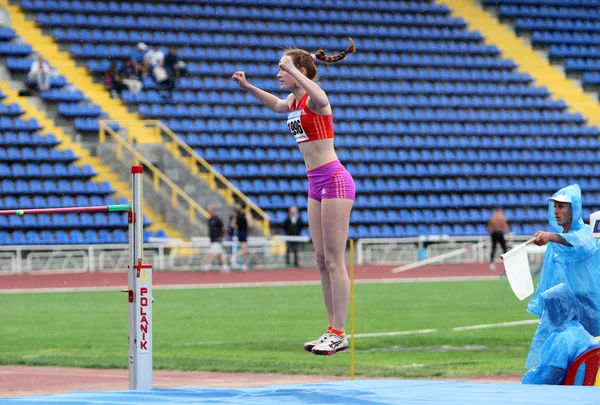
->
[284, 38, 355, 80]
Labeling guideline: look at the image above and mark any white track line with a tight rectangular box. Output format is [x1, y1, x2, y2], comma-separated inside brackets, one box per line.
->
[0, 276, 503, 295]
[173, 320, 537, 347]
[452, 319, 539, 331]
[353, 329, 438, 338]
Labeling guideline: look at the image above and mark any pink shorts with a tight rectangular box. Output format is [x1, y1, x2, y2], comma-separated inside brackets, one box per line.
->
[307, 160, 356, 202]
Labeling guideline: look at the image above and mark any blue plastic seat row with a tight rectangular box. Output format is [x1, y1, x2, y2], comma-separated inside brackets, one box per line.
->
[193, 63, 528, 82]
[218, 161, 600, 181]
[60, 28, 492, 54]
[33, 2, 450, 20]
[167, 117, 595, 137]
[199, 147, 300, 163]
[0, 212, 127, 228]
[532, 31, 600, 46]
[90, 58, 527, 84]
[344, 161, 599, 178]
[73, 43, 514, 68]
[515, 18, 600, 33]
[498, 4, 600, 19]
[565, 58, 600, 72]
[200, 145, 600, 165]
[25, 0, 449, 15]
[131, 79, 542, 96]
[483, 0, 598, 7]
[1, 195, 113, 211]
[582, 72, 600, 85]
[335, 132, 599, 149]
[0, 179, 112, 195]
[0, 229, 132, 245]
[347, 209, 497, 225]
[0, 103, 24, 116]
[0, 42, 32, 56]
[549, 44, 600, 59]
[39, 13, 473, 38]
[0, 132, 60, 147]
[226, 161, 600, 179]
[253, 191, 588, 213]
[237, 179, 306, 195]
[0, 147, 77, 162]
[140, 103, 582, 123]
[40, 11, 466, 32]
[6, 57, 42, 71]
[25, 74, 68, 89]
[215, 163, 304, 178]
[347, 223, 501, 238]
[0, 194, 121, 210]
[57, 103, 102, 117]
[351, 177, 600, 194]
[41, 89, 86, 102]
[0, 162, 94, 178]
[0, 117, 42, 131]
[0, 27, 16, 41]
[125, 89, 553, 110]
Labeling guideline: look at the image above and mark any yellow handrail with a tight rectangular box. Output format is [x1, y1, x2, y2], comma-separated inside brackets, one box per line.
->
[100, 120, 271, 236]
[99, 121, 210, 223]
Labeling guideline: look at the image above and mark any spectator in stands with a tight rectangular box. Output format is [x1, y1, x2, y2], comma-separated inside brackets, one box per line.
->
[283, 206, 304, 267]
[230, 202, 253, 271]
[119, 58, 143, 95]
[27, 55, 51, 92]
[525, 184, 600, 369]
[131, 42, 148, 77]
[202, 206, 230, 274]
[143, 45, 164, 68]
[232, 39, 356, 356]
[104, 62, 128, 98]
[152, 48, 181, 98]
[488, 206, 510, 270]
[522, 284, 600, 385]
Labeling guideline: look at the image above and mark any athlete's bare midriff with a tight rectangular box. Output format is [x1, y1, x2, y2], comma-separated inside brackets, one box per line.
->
[298, 138, 339, 171]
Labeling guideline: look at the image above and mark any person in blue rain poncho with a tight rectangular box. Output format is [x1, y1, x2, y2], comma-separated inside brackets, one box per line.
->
[525, 184, 600, 369]
[522, 283, 600, 385]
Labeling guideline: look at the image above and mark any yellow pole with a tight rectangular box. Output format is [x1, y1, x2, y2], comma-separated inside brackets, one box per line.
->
[349, 238, 355, 380]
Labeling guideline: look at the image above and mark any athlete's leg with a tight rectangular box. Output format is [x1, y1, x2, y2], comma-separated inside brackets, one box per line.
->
[490, 233, 498, 262]
[308, 198, 334, 326]
[321, 198, 353, 331]
[240, 242, 248, 264]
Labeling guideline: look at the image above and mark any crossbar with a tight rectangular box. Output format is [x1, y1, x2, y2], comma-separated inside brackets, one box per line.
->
[0, 204, 131, 216]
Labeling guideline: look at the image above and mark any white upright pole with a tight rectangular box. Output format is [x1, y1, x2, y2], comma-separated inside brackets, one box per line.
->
[126, 165, 152, 390]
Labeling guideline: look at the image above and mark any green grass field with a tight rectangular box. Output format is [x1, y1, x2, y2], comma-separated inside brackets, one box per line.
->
[0, 279, 538, 379]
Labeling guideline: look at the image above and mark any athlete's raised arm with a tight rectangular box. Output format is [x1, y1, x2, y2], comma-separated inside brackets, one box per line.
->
[231, 71, 290, 113]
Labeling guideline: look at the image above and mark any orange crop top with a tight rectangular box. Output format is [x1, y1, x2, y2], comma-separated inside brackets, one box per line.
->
[287, 93, 334, 143]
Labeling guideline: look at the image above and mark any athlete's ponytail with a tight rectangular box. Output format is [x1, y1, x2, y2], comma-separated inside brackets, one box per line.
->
[284, 38, 355, 80]
[314, 38, 356, 63]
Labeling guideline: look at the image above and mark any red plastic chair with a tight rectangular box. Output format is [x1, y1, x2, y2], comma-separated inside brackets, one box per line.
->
[564, 347, 600, 386]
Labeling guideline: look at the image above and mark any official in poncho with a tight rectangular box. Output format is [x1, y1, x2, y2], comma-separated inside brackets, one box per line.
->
[526, 184, 600, 368]
[522, 283, 600, 385]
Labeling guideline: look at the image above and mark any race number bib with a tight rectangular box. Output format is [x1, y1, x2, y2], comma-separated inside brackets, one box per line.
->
[287, 110, 308, 143]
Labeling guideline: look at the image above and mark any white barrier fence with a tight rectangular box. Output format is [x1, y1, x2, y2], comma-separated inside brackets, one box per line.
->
[0, 235, 546, 275]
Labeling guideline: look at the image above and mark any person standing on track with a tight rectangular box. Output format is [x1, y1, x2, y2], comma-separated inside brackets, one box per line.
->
[488, 206, 510, 270]
[230, 203, 253, 271]
[202, 206, 230, 274]
[232, 38, 356, 356]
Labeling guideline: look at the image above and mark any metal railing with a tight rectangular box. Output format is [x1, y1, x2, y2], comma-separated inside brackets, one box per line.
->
[99, 120, 270, 235]
[98, 121, 210, 223]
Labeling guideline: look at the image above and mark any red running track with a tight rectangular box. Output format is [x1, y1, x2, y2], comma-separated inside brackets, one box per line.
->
[0, 263, 505, 291]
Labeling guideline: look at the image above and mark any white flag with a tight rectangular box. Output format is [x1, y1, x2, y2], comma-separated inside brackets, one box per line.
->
[501, 243, 535, 301]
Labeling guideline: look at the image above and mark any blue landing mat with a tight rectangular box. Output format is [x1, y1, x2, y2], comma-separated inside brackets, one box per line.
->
[2, 380, 598, 405]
